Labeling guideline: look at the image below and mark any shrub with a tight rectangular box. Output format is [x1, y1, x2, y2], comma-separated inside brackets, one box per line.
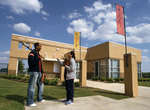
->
[0, 75, 4, 78]
[2, 75, 7, 78]
[74, 81, 81, 87]
[0, 74, 6, 78]
[44, 79, 51, 85]
[8, 75, 13, 79]
[6, 75, 10, 79]
[143, 78, 147, 82]
[50, 78, 59, 85]
[114, 78, 120, 82]
[138, 78, 142, 82]
[26, 76, 30, 78]
[4, 75, 7, 78]
[22, 77, 29, 82]
[100, 77, 106, 81]
[18, 74, 25, 78]
[138, 78, 150, 82]
[107, 78, 113, 82]
[12, 75, 17, 79]
[16, 76, 22, 80]
[120, 78, 124, 81]
[92, 76, 99, 81]
[147, 78, 150, 82]
[21, 74, 25, 77]
[61, 81, 65, 86]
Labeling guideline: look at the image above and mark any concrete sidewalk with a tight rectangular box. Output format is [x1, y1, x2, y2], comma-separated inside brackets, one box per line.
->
[25, 80, 150, 110]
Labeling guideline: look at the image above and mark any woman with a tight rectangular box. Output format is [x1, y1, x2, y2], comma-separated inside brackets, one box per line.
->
[56, 51, 76, 105]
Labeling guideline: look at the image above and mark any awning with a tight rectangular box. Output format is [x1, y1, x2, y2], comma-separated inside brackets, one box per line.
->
[43, 58, 64, 62]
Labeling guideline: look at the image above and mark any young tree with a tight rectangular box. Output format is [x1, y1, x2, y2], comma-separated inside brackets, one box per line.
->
[18, 60, 25, 73]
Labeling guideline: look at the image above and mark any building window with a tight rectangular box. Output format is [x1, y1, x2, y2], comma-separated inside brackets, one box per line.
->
[94, 61, 99, 77]
[137, 63, 142, 78]
[76, 62, 80, 79]
[99, 59, 108, 78]
[18, 42, 22, 49]
[110, 59, 119, 78]
[25, 43, 29, 50]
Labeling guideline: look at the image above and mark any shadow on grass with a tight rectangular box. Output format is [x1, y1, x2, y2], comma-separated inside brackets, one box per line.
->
[42, 95, 64, 103]
[43, 95, 58, 100]
[94, 89, 130, 100]
[5, 95, 26, 104]
[5, 95, 62, 104]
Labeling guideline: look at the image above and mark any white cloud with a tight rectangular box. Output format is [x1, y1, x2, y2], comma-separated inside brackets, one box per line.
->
[84, 0, 111, 15]
[126, 23, 150, 43]
[41, 11, 49, 16]
[142, 49, 148, 53]
[35, 31, 40, 37]
[13, 23, 31, 34]
[142, 56, 150, 72]
[125, 2, 132, 8]
[142, 56, 150, 62]
[63, 10, 82, 20]
[67, 1, 124, 43]
[67, 0, 150, 44]
[0, 57, 7, 60]
[68, 11, 82, 19]
[67, 19, 94, 38]
[62, 15, 66, 19]
[0, 0, 43, 14]
[0, 57, 9, 63]
[7, 24, 12, 27]
[43, 17, 48, 21]
[0, 51, 10, 55]
[143, 17, 150, 21]
[6, 16, 14, 20]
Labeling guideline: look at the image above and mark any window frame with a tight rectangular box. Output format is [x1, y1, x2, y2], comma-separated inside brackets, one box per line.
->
[110, 59, 120, 78]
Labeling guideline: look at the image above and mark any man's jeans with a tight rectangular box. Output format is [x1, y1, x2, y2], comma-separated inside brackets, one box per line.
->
[27, 72, 44, 105]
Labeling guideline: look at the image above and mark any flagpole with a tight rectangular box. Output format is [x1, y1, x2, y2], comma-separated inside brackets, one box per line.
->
[123, 6, 128, 67]
[80, 32, 81, 62]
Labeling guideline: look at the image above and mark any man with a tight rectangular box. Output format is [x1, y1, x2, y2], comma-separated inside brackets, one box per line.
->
[26, 42, 45, 107]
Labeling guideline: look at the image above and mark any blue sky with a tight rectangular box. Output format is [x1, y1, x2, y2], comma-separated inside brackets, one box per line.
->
[0, 0, 150, 72]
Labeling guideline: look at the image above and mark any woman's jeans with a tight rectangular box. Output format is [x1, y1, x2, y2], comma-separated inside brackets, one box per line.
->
[27, 72, 44, 105]
[65, 79, 74, 101]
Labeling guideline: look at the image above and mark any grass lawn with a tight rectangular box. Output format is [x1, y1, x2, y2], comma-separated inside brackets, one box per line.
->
[0, 78, 130, 110]
[104, 81, 150, 87]
[138, 82, 150, 87]
[116, 81, 150, 87]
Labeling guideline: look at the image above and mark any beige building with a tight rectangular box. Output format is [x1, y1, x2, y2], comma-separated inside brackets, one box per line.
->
[8, 34, 142, 79]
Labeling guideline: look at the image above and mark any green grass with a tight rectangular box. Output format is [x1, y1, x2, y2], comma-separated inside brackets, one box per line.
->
[101, 79, 150, 87]
[117, 81, 150, 87]
[138, 82, 150, 87]
[0, 78, 130, 110]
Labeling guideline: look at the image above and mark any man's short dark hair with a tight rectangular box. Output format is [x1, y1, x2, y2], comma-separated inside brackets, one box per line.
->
[34, 42, 40, 49]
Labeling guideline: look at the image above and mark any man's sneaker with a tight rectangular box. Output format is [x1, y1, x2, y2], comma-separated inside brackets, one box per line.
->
[62, 99, 67, 102]
[24, 102, 37, 107]
[40, 99, 45, 102]
[30, 103, 37, 107]
[65, 100, 73, 105]
[35, 99, 45, 103]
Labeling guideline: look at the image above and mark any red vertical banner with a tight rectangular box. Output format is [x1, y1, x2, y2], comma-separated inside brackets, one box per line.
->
[116, 4, 125, 35]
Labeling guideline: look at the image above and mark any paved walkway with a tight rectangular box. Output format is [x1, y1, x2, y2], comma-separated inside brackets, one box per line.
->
[25, 80, 150, 110]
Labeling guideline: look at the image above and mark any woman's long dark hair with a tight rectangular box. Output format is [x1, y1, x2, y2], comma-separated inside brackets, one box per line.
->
[70, 51, 76, 60]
